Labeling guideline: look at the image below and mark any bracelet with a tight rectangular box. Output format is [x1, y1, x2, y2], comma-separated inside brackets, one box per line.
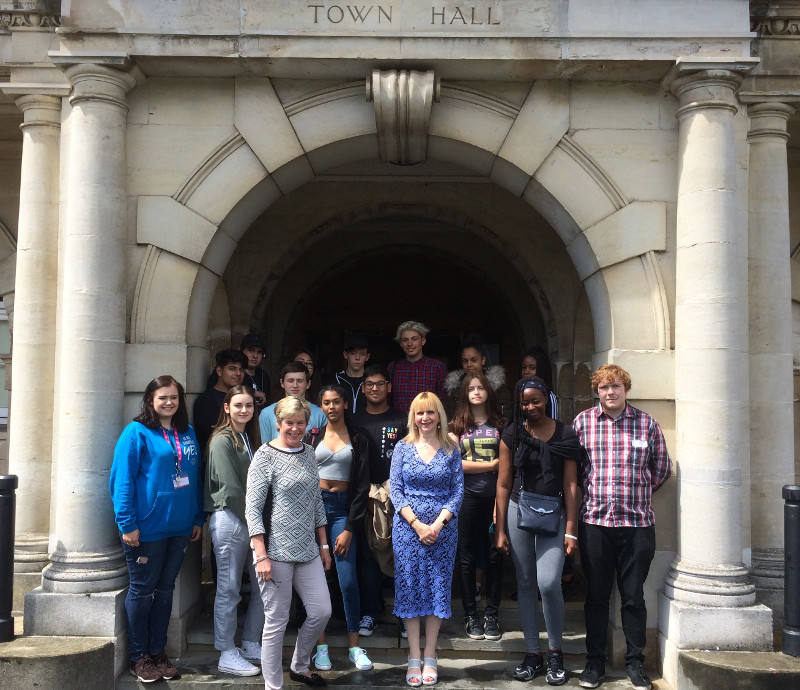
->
[254, 555, 268, 563]
[565, 534, 578, 541]
[409, 517, 419, 527]
[320, 544, 330, 550]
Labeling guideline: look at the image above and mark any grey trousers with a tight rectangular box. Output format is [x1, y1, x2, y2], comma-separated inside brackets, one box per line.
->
[508, 500, 567, 653]
[257, 557, 332, 690]
[209, 508, 265, 651]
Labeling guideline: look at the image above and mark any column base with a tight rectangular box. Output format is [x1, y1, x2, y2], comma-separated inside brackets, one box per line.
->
[664, 558, 756, 607]
[13, 534, 49, 613]
[751, 548, 784, 628]
[658, 592, 773, 689]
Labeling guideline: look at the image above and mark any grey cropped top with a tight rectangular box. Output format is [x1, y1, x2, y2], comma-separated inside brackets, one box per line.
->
[316, 442, 354, 482]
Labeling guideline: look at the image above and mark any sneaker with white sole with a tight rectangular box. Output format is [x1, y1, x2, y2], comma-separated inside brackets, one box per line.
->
[358, 615, 376, 636]
[241, 640, 262, 664]
[398, 617, 408, 638]
[313, 645, 332, 671]
[218, 648, 260, 677]
[349, 647, 373, 671]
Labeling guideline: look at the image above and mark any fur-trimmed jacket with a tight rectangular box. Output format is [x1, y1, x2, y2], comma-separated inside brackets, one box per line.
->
[443, 364, 513, 419]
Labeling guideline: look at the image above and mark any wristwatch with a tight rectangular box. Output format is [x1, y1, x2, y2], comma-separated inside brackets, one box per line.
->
[440, 517, 449, 529]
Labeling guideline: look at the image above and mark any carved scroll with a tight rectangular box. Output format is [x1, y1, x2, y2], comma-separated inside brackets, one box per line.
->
[366, 69, 440, 166]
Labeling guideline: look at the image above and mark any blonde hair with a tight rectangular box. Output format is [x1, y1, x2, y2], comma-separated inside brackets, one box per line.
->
[591, 364, 632, 392]
[395, 320, 430, 341]
[274, 396, 311, 423]
[403, 392, 455, 454]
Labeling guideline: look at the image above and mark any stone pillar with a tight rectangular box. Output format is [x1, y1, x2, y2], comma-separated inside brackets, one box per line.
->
[24, 62, 136, 673]
[746, 101, 796, 624]
[660, 66, 772, 688]
[1, 92, 63, 609]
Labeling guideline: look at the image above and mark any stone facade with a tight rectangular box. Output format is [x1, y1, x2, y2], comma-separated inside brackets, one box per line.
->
[0, 1, 797, 685]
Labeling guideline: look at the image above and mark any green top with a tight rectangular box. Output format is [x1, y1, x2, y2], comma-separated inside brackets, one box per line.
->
[204, 429, 253, 523]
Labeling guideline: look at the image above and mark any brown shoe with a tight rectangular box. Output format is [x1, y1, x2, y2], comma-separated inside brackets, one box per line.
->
[129, 655, 162, 683]
[150, 651, 180, 680]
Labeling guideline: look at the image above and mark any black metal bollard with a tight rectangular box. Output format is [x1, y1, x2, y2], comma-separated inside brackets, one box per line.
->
[784, 485, 800, 657]
[0, 475, 18, 643]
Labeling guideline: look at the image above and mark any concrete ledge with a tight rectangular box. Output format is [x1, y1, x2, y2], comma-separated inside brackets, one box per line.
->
[0, 636, 115, 690]
[678, 651, 800, 690]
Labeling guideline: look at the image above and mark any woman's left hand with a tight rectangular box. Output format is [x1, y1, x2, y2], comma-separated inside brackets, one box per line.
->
[320, 546, 332, 570]
[333, 530, 352, 558]
[190, 525, 203, 542]
[564, 535, 578, 557]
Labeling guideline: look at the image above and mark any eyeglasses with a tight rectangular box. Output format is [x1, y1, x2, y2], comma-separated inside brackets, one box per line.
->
[363, 381, 389, 389]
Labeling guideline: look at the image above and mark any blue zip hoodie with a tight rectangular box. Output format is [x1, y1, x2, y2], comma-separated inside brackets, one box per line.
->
[110, 421, 205, 541]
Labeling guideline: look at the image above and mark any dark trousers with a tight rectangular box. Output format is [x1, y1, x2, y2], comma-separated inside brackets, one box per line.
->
[578, 522, 655, 667]
[355, 522, 384, 620]
[458, 493, 503, 618]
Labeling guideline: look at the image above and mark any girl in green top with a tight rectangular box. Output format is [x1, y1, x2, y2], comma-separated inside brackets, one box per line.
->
[205, 385, 264, 677]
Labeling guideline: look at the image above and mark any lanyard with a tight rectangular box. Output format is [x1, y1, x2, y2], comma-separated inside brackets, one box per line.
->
[240, 432, 253, 460]
[162, 427, 183, 476]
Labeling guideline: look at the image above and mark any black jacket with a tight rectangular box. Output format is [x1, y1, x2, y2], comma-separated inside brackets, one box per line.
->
[312, 425, 370, 532]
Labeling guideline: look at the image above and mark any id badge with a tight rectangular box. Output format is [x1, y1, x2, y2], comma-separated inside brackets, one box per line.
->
[173, 474, 190, 489]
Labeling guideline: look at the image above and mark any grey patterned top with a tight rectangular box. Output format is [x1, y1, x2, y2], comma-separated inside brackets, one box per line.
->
[245, 442, 327, 563]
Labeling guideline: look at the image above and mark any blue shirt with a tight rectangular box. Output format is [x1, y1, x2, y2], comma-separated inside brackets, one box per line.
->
[259, 400, 327, 443]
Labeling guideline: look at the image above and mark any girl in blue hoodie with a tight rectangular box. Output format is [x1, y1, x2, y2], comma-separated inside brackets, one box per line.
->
[110, 375, 205, 683]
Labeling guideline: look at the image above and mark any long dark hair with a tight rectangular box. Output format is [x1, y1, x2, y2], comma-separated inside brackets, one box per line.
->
[508, 375, 551, 459]
[133, 375, 189, 433]
[521, 345, 554, 390]
[210, 385, 262, 452]
[318, 384, 358, 437]
[449, 370, 506, 438]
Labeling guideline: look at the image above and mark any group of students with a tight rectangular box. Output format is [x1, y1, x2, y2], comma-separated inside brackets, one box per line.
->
[108, 319, 672, 690]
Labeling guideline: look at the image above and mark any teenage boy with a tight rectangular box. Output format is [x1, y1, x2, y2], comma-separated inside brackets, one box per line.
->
[259, 361, 327, 442]
[329, 334, 370, 414]
[573, 364, 672, 690]
[352, 364, 407, 636]
[194, 349, 247, 454]
[387, 320, 447, 413]
[206, 333, 270, 409]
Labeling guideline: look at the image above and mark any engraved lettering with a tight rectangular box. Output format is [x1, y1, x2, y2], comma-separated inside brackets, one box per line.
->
[378, 5, 392, 22]
[309, 4, 323, 22]
[431, 7, 445, 24]
[470, 8, 482, 25]
[328, 5, 345, 22]
[348, 5, 373, 22]
[487, 6, 499, 25]
[450, 7, 466, 24]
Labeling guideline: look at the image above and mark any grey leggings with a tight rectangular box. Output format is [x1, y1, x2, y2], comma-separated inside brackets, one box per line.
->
[508, 500, 566, 653]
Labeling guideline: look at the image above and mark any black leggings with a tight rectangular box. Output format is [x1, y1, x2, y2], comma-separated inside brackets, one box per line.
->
[457, 493, 504, 618]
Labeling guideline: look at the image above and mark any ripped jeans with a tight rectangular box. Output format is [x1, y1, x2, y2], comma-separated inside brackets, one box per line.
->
[121, 534, 191, 661]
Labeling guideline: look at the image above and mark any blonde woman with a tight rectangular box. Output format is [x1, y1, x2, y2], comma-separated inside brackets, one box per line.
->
[246, 397, 332, 689]
[390, 392, 464, 687]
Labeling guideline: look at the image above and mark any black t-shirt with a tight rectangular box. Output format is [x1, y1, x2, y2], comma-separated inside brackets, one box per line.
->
[193, 388, 226, 456]
[501, 420, 578, 502]
[352, 407, 408, 484]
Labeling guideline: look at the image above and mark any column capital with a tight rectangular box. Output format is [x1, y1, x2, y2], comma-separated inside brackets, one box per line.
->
[13, 93, 62, 130]
[63, 62, 137, 111]
[746, 101, 796, 142]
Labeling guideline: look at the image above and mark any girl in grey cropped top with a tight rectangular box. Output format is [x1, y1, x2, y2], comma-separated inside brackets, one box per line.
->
[311, 386, 372, 672]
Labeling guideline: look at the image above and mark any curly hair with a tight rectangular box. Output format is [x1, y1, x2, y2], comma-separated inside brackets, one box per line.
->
[590, 364, 631, 392]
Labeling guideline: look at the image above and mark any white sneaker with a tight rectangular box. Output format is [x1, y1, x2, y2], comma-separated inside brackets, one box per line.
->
[313, 645, 332, 671]
[218, 648, 260, 677]
[349, 647, 373, 671]
[241, 640, 262, 664]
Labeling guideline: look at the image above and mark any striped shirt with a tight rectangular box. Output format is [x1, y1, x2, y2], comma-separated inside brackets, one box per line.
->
[388, 355, 447, 413]
[573, 403, 671, 528]
[245, 443, 326, 563]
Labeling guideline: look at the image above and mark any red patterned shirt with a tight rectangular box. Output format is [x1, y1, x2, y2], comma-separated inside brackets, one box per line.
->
[573, 402, 671, 528]
[387, 355, 447, 413]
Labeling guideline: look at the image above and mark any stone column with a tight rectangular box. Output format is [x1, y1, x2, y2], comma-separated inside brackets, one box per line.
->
[746, 101, 796, 623]
[24, 63, 135, 671]
[660, 65, 772, 687]
[0, 91, 64, 608]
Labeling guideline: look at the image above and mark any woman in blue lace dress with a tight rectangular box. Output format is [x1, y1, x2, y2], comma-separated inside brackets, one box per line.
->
[390, 392, 463, 687]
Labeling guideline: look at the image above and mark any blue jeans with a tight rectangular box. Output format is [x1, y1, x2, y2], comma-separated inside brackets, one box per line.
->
[321, 490, 360, 633]
[121, 534, 191, 661]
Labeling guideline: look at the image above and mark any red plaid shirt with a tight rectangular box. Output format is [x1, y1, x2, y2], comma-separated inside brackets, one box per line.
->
[387, 355, 447, 413]
[573, 403, 671, 528]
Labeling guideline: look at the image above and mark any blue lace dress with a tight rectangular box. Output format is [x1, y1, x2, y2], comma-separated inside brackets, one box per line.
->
[390, 440, 464, 619]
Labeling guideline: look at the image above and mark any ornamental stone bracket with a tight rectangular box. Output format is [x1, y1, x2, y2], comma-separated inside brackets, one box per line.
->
[366, 69, 440, 166]
[0, 1, 60, 31]
[751, 0, 800, 37]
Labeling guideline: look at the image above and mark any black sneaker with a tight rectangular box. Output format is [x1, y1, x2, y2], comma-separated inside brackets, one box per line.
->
[513, 653, 544, 681]
[483, 615, 501, 641]
[578, 661, 604, 688]
[545, 650, 566, 686]
[626, 660, 652, 690]
[398, 616, 408, 638]
[464, 615, 485, 639]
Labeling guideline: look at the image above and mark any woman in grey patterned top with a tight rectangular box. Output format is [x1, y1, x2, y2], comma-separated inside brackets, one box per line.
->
[246, 397, 332, 689]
